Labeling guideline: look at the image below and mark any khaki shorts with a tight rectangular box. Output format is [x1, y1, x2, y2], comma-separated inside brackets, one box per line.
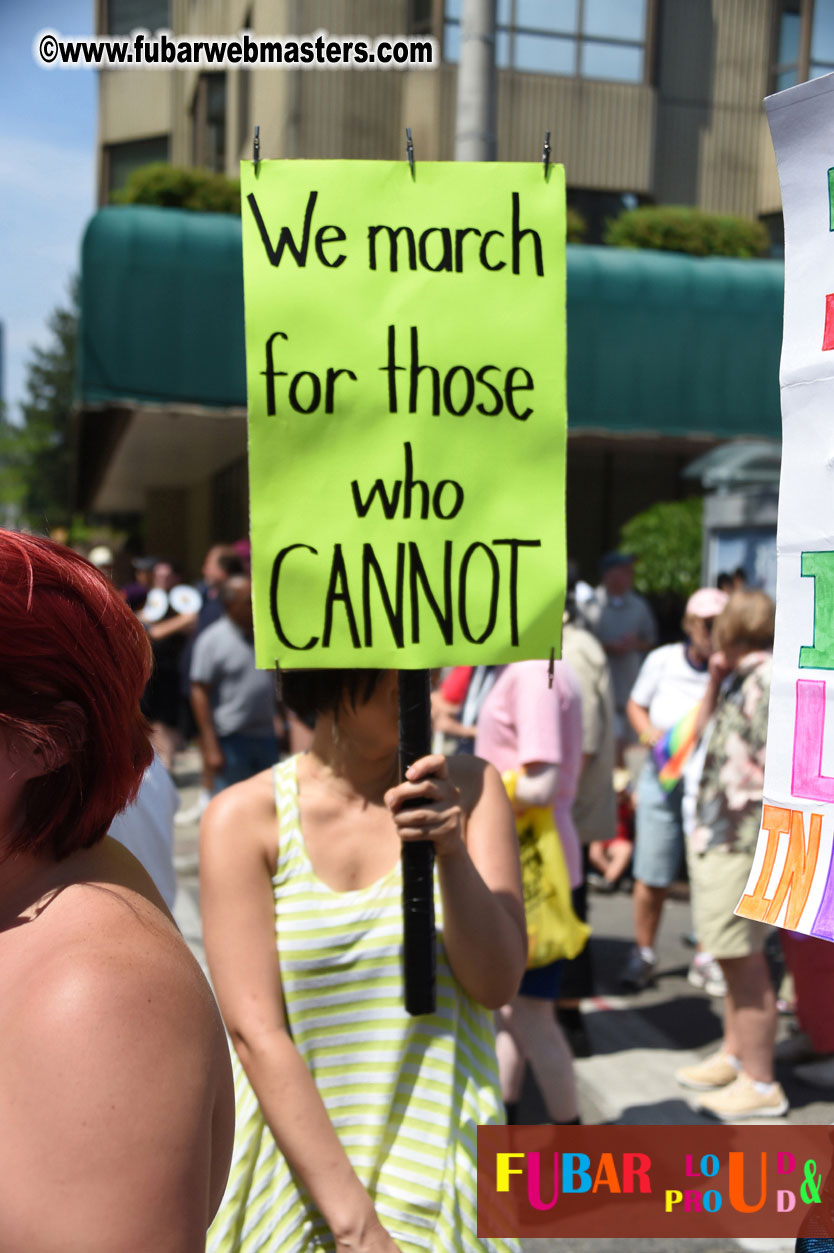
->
[688, 844, 769, 960]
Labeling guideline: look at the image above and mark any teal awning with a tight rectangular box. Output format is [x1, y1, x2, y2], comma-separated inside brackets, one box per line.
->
[79, 206, 784, 439]
[566, 246, 783, 440]
[79, 205, 245, 410]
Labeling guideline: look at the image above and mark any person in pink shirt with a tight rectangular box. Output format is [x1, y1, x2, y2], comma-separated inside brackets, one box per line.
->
[475, 659, 583, 1124]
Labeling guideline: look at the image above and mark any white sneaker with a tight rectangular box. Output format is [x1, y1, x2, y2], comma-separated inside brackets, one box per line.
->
[695, 1073, 789, 1120]
[687, 954, 727, 998]
[676, 1050, 740, 1090]
[174, 804, 200, 826]
[175, 788, 211, 826]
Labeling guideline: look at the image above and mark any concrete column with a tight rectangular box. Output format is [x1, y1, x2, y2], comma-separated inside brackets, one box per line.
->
[454, 0, 497, 161]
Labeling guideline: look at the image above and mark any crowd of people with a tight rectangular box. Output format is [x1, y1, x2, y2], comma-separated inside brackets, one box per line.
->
[431, 553, 806, 1124]
[2, 525, 823, 1251]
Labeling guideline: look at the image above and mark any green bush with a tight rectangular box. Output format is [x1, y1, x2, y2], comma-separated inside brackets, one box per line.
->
[603, 205, 770, 259]
[111, 163, 241, 214]
[566, 207, 587, 244]
[619, 497, 704, 599]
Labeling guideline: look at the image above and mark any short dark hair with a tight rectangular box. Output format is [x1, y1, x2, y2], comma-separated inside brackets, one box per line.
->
[217, 552, 245, 578]
[278, 669, 383, 724]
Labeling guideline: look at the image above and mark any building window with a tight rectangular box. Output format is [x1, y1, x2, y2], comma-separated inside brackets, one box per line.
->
[773, 0, 834, 90]
[237, 71, 251, 159]
[569, 188, 644, 244]
[810, 0, 834, 76]
[760, 212, 785, 259]
[104, 135, 169, 198]
[773, 0, 802, 89]
[105, 0, 169, 35]
[192, 74, 227, 174]
[408, 0, 434, 34]
[443, 0, 648, 82]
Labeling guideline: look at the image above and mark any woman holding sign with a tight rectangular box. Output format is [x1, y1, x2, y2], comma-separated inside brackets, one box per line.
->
[202, 668, 526, 1253]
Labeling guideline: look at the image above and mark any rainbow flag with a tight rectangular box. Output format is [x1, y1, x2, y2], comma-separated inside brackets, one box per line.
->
[652, 706, 699, 792]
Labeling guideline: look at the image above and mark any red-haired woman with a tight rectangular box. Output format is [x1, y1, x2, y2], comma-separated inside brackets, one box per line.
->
[0, 529, 234, 1249]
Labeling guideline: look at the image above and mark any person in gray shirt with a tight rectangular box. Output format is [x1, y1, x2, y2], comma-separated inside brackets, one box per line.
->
[584, 552, 657, 761]
[190, 575, 278, 791]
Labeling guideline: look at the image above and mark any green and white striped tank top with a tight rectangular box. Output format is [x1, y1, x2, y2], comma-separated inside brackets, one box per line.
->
[207, 754, 519, 1253]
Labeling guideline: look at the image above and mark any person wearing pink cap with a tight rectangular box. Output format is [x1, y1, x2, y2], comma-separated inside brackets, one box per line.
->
[675, 589, 785, 1118]
[620, 586, 729, 991]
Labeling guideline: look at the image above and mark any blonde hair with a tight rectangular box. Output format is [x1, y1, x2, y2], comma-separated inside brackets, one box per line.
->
[713, 589, 775, 654]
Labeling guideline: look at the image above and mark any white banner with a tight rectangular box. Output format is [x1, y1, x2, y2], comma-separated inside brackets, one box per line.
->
[737, 73, 834, 939]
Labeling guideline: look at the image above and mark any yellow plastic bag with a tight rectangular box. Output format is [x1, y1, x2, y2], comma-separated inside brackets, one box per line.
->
[503, 771, 591, 969]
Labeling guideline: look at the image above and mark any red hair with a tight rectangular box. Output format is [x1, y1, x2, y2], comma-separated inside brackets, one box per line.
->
[0, 531, 154, 859]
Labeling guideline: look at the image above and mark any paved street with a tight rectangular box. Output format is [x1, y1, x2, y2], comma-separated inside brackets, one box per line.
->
[169, 749, 830, 1253]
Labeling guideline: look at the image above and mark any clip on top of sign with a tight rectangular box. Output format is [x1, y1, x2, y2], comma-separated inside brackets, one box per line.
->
[736, 72, 834, 940]
[241, 153, 568, 673]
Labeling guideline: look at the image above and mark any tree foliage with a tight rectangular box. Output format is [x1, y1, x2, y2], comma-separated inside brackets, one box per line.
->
[111, 163, 241, 214]
[2, 169, 242, 537]
[0, 283, 78, 533]
[566, 207, 587, 244]
[603, 205, 770, 259]
[0, 400, 27, 527]
[619, 496, 704, 599]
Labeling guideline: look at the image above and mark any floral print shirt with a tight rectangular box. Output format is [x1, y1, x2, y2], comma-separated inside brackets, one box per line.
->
[690, 651, 771, 855]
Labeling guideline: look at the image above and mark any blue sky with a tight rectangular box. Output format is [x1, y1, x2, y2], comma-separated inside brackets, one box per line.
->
[0, 1, 95, 419]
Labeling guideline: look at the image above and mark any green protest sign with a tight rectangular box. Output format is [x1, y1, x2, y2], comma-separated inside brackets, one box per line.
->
[241, 159, 567, 669]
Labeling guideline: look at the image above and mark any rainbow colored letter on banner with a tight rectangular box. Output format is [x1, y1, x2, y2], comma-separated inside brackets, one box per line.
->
[735, 73, 834, 940]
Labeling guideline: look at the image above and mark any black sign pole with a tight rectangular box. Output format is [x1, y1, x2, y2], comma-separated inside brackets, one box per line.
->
[398, 129, 435, 1015]
[398, 668, 436, 1015]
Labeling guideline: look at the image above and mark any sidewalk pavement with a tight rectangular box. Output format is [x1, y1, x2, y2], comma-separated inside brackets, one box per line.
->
[168, 747, 824, 1253]
[169, 747, 204, 972]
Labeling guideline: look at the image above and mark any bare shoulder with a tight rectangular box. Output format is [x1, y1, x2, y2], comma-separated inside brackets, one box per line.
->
[23, 845, 199, 1002]
[5, 850, 228, 1105]
[12, 898, 215, 1053]
[447, 754, 508, 817]
[200, 763, 278, 863]
[0, 863, 234, 1249]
